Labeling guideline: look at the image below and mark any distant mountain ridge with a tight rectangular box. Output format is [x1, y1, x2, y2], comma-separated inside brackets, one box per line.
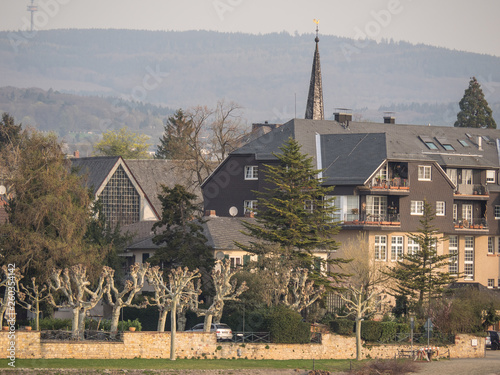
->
[0, 29, 499, 129]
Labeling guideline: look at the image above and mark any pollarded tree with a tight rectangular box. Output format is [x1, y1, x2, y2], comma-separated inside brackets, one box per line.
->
[237, 137, 348, 287]
[455, 76, 497, 129]
[385, 200, 457, 317]
[190, 259, 248, 332]
[104, 263, 149, 334]
[93, 127, 151, 158]
[151, 184, 214, 272]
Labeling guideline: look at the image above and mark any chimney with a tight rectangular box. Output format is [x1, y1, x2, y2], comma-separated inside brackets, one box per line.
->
[334, 111, 352, 123]
[478, 136, 483, 151]
[73, 150, 80, 158]
[205, 210, 216, 217]
[383, 116, 395, 124]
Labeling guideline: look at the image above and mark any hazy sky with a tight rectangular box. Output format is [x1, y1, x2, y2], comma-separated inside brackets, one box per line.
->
[1, 0, 499, 56]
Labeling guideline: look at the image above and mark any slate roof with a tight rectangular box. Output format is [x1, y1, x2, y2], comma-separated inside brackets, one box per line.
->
[71, 156, 120, 190]
[225, 118, 500, 187]
[125, 159, 203, 214]
[202, 216, 257, 250]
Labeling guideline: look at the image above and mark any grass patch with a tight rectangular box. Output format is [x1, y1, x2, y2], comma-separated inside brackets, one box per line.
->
[1, 358, 364, 372]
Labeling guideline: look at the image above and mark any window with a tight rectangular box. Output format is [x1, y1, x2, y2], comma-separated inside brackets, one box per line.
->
[487, 170, 496, 184]
[411, 200, 424, 215]
[419, 136, 438, 150]
[462, 204, 472, 225]
[453, 204, 458, 221]
[463, 169, 472, 185]
[448, 235, 458, 275]
[374, 235, 387, 261]
[391, 236, 404, 261]
[495, 206, 500, 220]
[458, 139, 469, 147]
[488, 279, 495, 288]
[436, 201, 445, 216]
[437, 137, 455, 151]
[142, 253, 150, 264]
[407, 237, 420, 256]
[244, 200, 257, 214]
[304, 200, 315, 213]
[447, 168, 458, 186]
[244, 165, 258, 180]
[366, 196, 387, 221]
[489, 237, 495, 254]
[418, 165, 432, 181]
[230, 256, 242, 268]
[464, 236, 474, 280]
[99, 165, 141, 226]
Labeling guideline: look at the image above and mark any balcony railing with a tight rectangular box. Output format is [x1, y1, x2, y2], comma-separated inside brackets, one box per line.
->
[370, 178, 409, 190]
[453, 218, 488, 229]
[342, 213, 400, 225]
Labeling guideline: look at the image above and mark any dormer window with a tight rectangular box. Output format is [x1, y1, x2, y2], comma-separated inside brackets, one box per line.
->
[436, 137, 455, 151]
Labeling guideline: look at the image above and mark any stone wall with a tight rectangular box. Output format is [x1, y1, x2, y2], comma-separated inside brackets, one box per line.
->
[0, 331, 484, 360]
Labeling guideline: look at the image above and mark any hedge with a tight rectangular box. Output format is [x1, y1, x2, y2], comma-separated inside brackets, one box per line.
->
[265, 306, 311, 344]
[329, 319, 354, 335]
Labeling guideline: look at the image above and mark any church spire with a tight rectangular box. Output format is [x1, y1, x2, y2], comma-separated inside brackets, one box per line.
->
[305, 19, 324, 120]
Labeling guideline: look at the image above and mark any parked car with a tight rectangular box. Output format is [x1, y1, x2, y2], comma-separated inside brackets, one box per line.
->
[486, 330, 500, 350]
[187, 323, 233, 341]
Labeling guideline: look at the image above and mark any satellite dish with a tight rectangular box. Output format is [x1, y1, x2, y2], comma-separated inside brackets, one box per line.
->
[0, 185, 6, 195]
[229, 206, 238, 217]
[215, 251, 225, 260]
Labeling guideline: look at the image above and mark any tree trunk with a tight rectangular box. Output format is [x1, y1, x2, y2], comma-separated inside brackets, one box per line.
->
[177, 310, 187, 332]
[158, 308, 168, 332]
[204, 313, 213, 332]
[355, 317, 362, 361]
[110, 305, 122, 336]
[170, 299, 177, 361]
[71, 308, 80, 339]
[78, 308, 86, 340]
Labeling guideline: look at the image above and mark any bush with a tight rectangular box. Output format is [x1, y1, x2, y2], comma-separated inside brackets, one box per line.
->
[37, 318, 72, 331]
[360, 320, 382, 342]
[329, 319, 354, 335]
[265, 305, 310, 344]
[379, 322, 398, 343]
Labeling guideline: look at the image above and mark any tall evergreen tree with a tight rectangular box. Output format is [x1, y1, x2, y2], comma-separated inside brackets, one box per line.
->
[455, 76, 497, 129]
[385, 200, 456, 317]
[237, 137, 347, 287]
[155, 109, 194, 159]
[0, 113, 22, 151]
[151, 184, 214, 271]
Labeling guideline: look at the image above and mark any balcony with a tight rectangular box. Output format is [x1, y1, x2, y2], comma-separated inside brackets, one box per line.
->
[454, 184, 489, 200]
[453, 218, 488, 230]
[342, 212, 400, 227]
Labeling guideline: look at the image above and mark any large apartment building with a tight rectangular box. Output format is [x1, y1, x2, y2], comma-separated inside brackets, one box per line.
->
[201, 32, 500, 289]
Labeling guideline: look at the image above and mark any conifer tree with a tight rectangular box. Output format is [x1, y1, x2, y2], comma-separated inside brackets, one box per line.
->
[237, 137, 347, 287]
[385, 200, 456, 317]
[155, 109, 193, 159]
[151, 184, 214, 271]
[455, 76, 497, 129]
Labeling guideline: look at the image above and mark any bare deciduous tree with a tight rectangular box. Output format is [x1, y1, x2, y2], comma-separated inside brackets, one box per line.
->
[17, 277, 50, 331]
[48, 265, 108, 338]
[190, 259, 248, 331]
[146, 266, 201, 360]
[336, 234, 389, 360]
[104, 263, 149, 333]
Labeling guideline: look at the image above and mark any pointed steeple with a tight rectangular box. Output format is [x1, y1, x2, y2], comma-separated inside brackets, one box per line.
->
[305, 20, 324, 120]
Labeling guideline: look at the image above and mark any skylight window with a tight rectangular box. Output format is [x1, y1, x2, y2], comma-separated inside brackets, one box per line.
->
[458, 139, 469, 147]
[436, 137, 455, 151]
[419, 135, 438, 150]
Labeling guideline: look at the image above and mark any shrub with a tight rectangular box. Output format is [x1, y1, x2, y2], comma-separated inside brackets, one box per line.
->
[379, 322, 398, 343]
[360, 320, 382, 342]
[329, 319, 354, 335]
[265, 305, 310, 344]
[37, 318, 72, 331]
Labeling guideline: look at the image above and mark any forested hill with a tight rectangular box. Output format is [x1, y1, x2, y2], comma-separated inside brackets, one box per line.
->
[0, 29, 499, 129]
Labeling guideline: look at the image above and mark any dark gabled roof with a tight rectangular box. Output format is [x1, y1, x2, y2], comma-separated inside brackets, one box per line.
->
[229, 119, 500, 174]
[321, 133, 387, 185]
[125, 159, 203, 215]
[71, 156, 120, 190]
[202, 216, 256, 250]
